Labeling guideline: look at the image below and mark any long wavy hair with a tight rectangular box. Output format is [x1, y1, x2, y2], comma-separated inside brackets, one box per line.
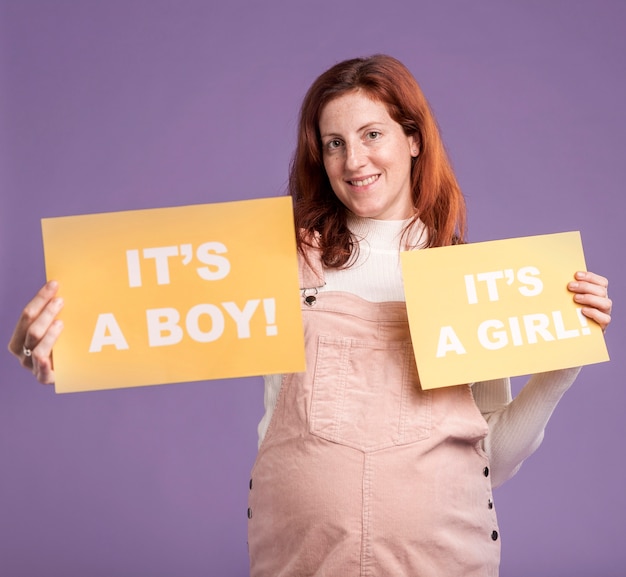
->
[289, 54, 466, 267]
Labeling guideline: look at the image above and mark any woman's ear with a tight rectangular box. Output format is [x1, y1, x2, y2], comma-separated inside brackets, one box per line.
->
[409, 134, 420, 158]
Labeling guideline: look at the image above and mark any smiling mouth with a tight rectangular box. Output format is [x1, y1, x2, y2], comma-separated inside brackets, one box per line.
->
[349, 175, 379, 187]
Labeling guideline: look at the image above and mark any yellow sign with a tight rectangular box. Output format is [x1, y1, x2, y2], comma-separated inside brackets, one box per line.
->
[42, 197, 305, 393]
[401, 232, 609, 390]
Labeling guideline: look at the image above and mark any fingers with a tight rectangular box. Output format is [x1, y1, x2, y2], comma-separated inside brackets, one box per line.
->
[568, 271, 611, 309]
[7, 281, 63, 384]
[8, 281, 60, 355]
[571, 270, 609, 295]
[578, 305, 612, 332]
[568, 271, 612, 332]
[31, 319, 64, 384]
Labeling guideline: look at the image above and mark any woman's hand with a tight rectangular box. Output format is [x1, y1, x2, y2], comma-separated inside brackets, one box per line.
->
[568, 271, 612, 332]
[7, 281, 64, 384]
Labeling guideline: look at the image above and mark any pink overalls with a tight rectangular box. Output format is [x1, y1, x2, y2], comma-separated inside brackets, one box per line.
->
[248, 245, 500, 576]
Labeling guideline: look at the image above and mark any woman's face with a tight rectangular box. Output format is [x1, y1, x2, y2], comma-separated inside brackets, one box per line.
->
[318, 91, 418, 221]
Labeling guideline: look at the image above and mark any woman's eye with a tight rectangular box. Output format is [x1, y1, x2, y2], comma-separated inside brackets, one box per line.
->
[366, 131, 381, 140]
[326, 139, 342, 150]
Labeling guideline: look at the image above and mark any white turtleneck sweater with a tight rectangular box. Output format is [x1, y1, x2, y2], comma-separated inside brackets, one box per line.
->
[260, 215, 580, 488]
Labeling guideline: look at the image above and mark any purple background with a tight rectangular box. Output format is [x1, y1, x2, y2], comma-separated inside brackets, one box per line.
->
[1, 1, 624, 575]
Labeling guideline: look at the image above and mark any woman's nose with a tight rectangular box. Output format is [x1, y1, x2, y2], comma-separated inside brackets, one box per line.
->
[344, 142, 367, 171]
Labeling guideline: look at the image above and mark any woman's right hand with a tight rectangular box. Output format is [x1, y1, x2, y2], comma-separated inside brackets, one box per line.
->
[7, 281, 64, 384]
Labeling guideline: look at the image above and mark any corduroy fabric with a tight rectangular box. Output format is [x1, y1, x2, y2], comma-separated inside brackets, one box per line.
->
[248, 246, 500, 577]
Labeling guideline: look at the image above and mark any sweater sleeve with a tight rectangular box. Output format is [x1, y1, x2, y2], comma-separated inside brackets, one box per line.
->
[472, 366, 581, 488]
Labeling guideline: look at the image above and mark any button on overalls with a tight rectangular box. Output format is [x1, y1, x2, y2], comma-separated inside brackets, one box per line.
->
[248, 245, 500, 576]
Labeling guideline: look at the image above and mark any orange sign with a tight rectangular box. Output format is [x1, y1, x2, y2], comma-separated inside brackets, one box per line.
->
[401, 232, 609, 389]
[42, 197, 305, 393]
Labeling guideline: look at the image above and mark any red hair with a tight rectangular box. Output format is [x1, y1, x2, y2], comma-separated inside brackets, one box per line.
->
[289, 54, 466, 267]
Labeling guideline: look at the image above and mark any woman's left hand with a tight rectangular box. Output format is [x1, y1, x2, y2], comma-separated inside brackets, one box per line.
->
[568, 271, 612, 332]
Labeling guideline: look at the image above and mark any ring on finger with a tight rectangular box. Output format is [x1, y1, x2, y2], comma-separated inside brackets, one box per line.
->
[23, 345, 32, 357]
